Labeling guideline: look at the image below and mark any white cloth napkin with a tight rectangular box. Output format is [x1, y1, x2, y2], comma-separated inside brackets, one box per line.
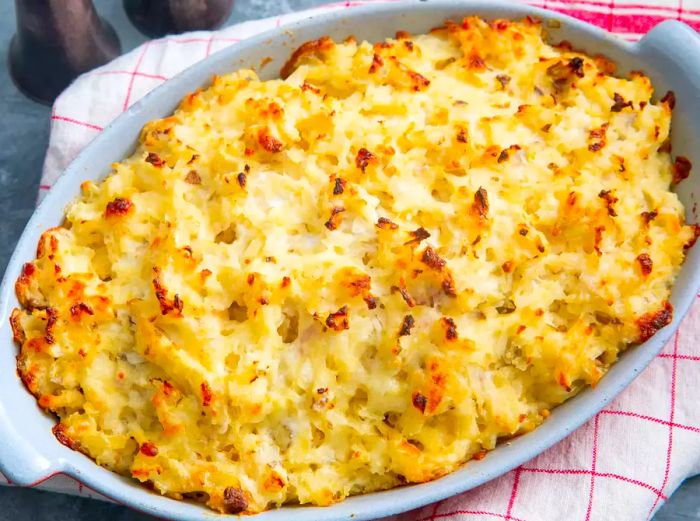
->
[27, 1, 700, 519]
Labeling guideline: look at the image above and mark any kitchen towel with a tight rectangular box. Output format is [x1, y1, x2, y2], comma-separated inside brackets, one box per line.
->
[27, 1, 700, 519]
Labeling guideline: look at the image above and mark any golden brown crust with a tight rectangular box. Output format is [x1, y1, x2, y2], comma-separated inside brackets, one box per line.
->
[637, 301, 673, 343]
[11, 16, 695, 515]
[280, 36, 335, 79]
[257, 128, 284, 153]
[9, 308, 25, 345]
[53, 423, 81, 451]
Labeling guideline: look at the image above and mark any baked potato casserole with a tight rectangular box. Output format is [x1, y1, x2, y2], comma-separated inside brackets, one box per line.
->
[10, 16, 697, 514]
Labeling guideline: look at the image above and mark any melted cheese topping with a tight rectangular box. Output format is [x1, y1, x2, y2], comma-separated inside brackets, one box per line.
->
[12, 17, 696, 514]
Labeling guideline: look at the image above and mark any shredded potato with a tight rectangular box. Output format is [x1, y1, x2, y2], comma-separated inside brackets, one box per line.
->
[11, 17, 697, 514]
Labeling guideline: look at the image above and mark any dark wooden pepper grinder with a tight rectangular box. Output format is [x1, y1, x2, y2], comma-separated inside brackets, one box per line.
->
[9, 0, 122, 105]
[123, 0, 234, 37]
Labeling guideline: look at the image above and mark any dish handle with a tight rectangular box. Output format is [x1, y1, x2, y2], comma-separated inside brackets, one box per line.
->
[0, 318, 62, 487]
[0, 426, 60, 487]
[636, 20, 700, 218]
[636, 19, 700, 98]
[636, 19, 700, 70]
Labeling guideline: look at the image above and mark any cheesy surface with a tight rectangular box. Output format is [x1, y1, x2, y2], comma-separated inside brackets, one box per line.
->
[11, 17, 697, 514]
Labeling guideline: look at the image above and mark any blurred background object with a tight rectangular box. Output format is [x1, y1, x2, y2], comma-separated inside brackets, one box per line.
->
[123, 0, 234, 37]
[9, 0, 121, 104]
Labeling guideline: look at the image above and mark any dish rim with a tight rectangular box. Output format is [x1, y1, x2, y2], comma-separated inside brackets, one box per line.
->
[1, 1, 700, 519]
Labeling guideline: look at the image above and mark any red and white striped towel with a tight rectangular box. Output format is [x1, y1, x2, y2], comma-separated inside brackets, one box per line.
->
[31, 1, 700, 519]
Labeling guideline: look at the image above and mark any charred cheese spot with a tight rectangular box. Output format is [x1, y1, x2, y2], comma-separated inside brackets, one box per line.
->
[185, 170, 201, 184]
[369, 53, 384, 73]
[610, 93, 632, 112]
[672, 156, 692, 184]
[472, 187, 489, 222]
[325, 306, 349, 331]
[637, 301, 673, 343]
[421, 247, 446, 270]
[70, 302, 94, 320]
[412, 392, 427, 413]
[332, 176, 346, 195]
[391, 285, 416, 308]
[145, 152, 165, 167]
[152, 267, 183, 316]
[598, 190, 618, 217]
[661, 91, 676, 110]
[398, 315, 415, 337]
[376, 217, 398, 230]
[355, 148, 376, 172]
[636, 253, 653, 276]
[201, 382, 213, 407]
[405, 227, 431, 246]
[441, 317, 458, 341]
[223, 486, 249, 514]
[257, 128, 284, 153]
[324, 206, 346, 231]
[140, 442, 159, 457]
[105, 198, 133, 218]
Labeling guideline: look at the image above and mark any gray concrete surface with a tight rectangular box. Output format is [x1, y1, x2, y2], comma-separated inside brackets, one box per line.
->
[0, 0, 696, 519]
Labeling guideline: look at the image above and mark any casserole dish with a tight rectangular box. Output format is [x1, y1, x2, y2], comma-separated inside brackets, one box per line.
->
[1, 1, 700, 519]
